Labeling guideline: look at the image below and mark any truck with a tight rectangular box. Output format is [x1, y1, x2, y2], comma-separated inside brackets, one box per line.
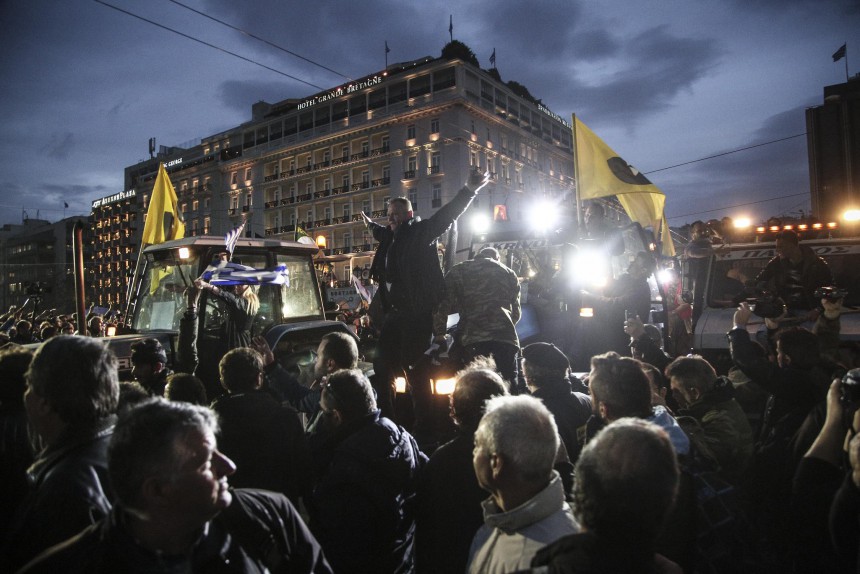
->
[106, 235, 355, 387]
[689, 227, 860, 371]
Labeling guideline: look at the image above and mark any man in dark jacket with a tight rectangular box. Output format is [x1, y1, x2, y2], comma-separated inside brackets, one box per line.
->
[2, 336, 118, 572]
[665, 355, 754, 483]
[308, 369, 427, 574]
[211, 347, 308, 504]
[729, 302, 832, 556]
[522, 342, 591, 464]
[414, 359, 508, 574]
[362, 171, 490, 417]
[755, 229, 831, 311]
[18, 398, 331, 574]
[130, 338, 172, 397]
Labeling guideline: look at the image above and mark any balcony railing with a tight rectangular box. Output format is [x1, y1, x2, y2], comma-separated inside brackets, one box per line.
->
[427, 165, 441, 175]
[403, 170, 416, 179]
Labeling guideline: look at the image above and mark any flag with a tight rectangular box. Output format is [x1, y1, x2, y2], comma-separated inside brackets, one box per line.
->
[141, 163, 185, 245]
[833, 43, 847, 62]
[490, 48, 496, 67]
[449, 15, 453, 35]
[201, 260, 290, 287]
[573, 115, 675, 256]
[224, 220, 246, 259]
[294, 225, 315, 245]
[63, 201, 69, 208]
[142, 163, 185, 294]
[351, 273, 374, 304]
[385, 41, 390, 54]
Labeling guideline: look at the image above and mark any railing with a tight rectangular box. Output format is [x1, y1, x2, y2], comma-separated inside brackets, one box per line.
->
[403, 170, 416, 179]
[427, 165, 441, 175]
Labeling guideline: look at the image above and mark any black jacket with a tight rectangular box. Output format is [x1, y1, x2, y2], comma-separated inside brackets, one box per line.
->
[531, 382, 592, 464]
[755, 244, 832, 310]
[18, 489, 332, 574]
[2, 417, 115, 572]
[211, 390, 309, 504]
[369, 185, 477, 317]
[309, 411, 427, 574]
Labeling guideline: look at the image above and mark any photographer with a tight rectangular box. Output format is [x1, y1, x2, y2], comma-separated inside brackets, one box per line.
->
[791, 376, 859, 571]
[755, 229, 831, 315]
[729, 302, 832, 558]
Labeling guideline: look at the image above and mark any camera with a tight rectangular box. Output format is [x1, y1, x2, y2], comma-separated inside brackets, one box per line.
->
[814, 286, 848, 302]
[746, 289, 785, 319]
[842, 369, 860, 405]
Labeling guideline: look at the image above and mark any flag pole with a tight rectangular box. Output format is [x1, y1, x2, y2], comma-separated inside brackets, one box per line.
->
[846, 42, 849, 82]
[571, 113, 583, 238]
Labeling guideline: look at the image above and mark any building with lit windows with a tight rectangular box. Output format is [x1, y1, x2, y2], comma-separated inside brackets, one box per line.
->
[89, 188, 142, 308]
[0, 216, 90, 314]
[113, 51, 576, 303]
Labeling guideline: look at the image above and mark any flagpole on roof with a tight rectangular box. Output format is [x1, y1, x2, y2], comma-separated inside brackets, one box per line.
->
[449, 15, 453, 42]
[845, 42, 849, 82]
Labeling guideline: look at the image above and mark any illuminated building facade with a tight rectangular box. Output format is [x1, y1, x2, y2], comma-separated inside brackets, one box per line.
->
[0, 216, 90, 314]
[112, 54, 575, 304]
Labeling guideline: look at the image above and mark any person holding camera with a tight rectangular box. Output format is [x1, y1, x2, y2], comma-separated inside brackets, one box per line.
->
[755, 229, 832, 316]
[729, 301, 833, 560]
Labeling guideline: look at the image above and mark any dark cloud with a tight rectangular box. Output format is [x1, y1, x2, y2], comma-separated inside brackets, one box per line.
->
[559, 26, 722, 128]
[42, 132, 75, 161]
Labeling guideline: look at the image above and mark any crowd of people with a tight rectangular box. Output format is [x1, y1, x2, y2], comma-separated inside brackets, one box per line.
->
[3, 182, 860, 573]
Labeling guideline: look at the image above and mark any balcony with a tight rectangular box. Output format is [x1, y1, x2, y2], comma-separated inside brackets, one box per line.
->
[369, 145, 390, 157]
[296, 166, 311, 174]
[330, 185, 350, 196]
[314, 189, 332, 199]
[228, 208, 238, 216]
[281, 197, 295, 205]
[265, 200, 278, 208]
[298, 193, 312, 202]
[403, 170, 416, 179]
[264, 173, 279, 182]
[351, 181, 371, 192]
[313, 160, 330, 170]
[242, 205, 251, 212]
[427, 165, 441, 175]
[350, 151, 370, 161]
[371, 177, 390, 187]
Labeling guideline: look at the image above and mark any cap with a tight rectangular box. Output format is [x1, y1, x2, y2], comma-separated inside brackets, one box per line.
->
[522, 342, 570, 372]
[130, 338, 168, 365]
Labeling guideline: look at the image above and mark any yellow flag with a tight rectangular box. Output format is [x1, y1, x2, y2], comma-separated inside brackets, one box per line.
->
[141, 163, 185, 245]
[141, 164, 185, 295]
[573, 115, 674, 256]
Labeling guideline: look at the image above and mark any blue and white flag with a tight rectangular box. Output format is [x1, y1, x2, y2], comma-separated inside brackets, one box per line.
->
[201, 260, 290, 287]
[224, 220, 246, 258]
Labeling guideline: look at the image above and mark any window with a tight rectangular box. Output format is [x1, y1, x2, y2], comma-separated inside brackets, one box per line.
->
[343, 204, 351, 218]
[246, 193, 253, 207]
[429, 152, 441, 174]
[409, 190, 418, 211]
[381, 135, 389, 150]
[231, 196, 239, 210]
[430, 118, 439, 134]
[342, 175, 350, 188]
[431, 183, 442, 208]
[231, 172, 238, 186]
[362, 200, 371, 214]
[306, 182, 313, 193]
[382, 166, 390, 181]
[408, 155, 417, 171]
[361, 141, 369, 155]
[245, 168, 252, 182]
[342, 145, 349, 158]
[192, 200, 199, 212]
[343, 232, 352, 250]
[204, 217, 210, 234]
[470, 150, 479, 167]
[361, 170, 370, 184]
[407, 124, 416, 140]
[324, 207, 332, 220]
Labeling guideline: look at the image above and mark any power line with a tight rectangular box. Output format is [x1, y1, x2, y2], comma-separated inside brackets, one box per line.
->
[644, 133, 806, 174]
[93, 0, 325, 90]
[667, 192, 808, 220]
[166, 0, 352, 82]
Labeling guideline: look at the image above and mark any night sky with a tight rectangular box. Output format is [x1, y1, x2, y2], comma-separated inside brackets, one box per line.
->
[1, 0, 857, 228]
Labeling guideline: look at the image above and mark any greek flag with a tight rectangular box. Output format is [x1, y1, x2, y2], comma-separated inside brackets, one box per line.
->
[224, 220, 246, 258]
[201, 260, 290, 287]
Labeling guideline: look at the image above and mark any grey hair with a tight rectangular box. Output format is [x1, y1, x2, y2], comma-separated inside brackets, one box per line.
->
[108, 398, 219, 511]
[474, 395, 559, 484]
